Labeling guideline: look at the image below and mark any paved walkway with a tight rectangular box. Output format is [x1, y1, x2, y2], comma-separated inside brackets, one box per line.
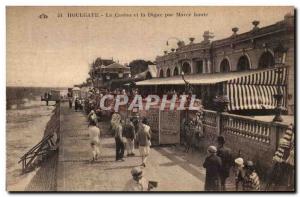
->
[56, 103, 207, 191]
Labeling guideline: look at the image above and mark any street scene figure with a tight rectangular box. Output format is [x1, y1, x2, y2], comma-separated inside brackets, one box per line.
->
[123, 118, 136, 156]
[68, 97, 72, 109]
[184, 119, 195, 153]
[234, 157, 246, 191]
[203, 146, 222, 191]
[124, 167, 150, 191]
[136, 118, 151, 167]
[88, 120, 101, 162]
[243, 161, 261, 191]
[113, 118, 125, 161]
[88, 110, 97, 126]
[216, 136, 233, 191]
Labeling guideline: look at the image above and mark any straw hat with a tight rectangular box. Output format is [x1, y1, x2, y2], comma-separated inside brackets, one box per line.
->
[207, 146, 217, 153]
[235, 157, 244, 167]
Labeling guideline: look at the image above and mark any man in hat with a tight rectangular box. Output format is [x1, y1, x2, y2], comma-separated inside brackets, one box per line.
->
[124, 167, 149, 191]
[243, 161, 261, 191]
[216, 136, 233, 191]
[203, 145, 222, 191]
[110, 112, 124, 161]
[234, 157, 246, 191]
[136, 117, 151, 167]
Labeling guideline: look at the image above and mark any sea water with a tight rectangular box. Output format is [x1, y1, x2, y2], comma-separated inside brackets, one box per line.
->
[6, 87, 56, 191]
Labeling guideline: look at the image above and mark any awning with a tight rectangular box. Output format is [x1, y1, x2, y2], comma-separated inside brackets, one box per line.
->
[226, 66, 288, 111]
[136, 66, 288, 111]
[72, 87, 80, 91]
[134, 70, 151, 79]
[136, 68, 280, 86]
[134, 64, 158, 80]
[148, 64, 158, 78]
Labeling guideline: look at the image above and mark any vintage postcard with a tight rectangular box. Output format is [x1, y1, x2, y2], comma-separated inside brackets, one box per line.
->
[6, 6, 295, 192]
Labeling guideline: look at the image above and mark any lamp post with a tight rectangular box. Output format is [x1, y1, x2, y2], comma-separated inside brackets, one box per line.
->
[181, 71, 193, 93]
[273, 67, 284, 122]
[272, 43, 287, 122]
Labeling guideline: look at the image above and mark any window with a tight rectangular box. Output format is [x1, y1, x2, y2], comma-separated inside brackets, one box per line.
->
[166, 68, 171, 77]
[182, 62, 191, 74]
[220, 59, 230, 72]
[173, 67, 179, 76]
[196, 61, 203, 73]
[258, 51, 275, 69]
[237, 55, 250, 71]
[159, 70, 164, 78]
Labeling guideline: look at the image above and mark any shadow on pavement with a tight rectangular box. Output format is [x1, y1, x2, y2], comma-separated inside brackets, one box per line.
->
[104, 165, 138, 171]
[156, 147, 206, 183]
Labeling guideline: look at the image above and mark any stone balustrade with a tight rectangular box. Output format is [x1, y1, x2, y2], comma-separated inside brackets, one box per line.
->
[203, 109, 218, 128]
[200, 109, 290, 168]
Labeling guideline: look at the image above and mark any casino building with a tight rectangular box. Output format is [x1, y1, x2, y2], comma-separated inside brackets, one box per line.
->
[136, 13, 295, 115]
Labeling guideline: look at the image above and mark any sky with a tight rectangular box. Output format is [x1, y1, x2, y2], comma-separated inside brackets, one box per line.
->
[6, 6, 294, 87]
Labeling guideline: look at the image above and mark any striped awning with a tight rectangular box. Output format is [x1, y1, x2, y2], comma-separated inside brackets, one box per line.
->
[226, 66, 288, 111]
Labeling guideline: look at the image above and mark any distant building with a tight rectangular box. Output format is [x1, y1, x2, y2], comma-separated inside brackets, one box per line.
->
[102, 62, 131, 82]
[88, 58, 131, 89]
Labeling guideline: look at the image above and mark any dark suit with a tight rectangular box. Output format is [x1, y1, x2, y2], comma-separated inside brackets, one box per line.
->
[203, 154, 222, 191]
[217, 146, 233, 190]
[123, 122, 135, 140]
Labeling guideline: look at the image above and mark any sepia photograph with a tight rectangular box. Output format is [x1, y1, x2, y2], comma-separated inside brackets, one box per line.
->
[6, 6, 295, 192]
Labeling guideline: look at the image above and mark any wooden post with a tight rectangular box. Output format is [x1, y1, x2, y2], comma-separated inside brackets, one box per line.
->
[216, 112, 221, 136]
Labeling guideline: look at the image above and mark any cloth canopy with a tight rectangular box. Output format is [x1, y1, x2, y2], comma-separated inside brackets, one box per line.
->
[72, 87, 80, 91]
[226, 66, 287, 111]
[135, 69, 275, 86]
[134, 65, 158, 80]
[136, 66, 288, 111]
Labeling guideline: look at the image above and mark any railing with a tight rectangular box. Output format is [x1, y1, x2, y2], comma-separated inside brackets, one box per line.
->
[201, 109, 289, 147]
[202, 110, 218, 135]
[199, 109, 290, 168]
[221, 114, 271, 144]
[221, 113, 289, 148]
[18, 103, 60, 173]
[18, 134, 56, 173]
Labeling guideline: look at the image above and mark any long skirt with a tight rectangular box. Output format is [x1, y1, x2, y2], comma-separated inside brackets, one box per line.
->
[139, 146, 150, 157]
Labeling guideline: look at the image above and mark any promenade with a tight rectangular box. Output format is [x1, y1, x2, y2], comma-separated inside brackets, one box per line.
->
[56, 103, 206, 191]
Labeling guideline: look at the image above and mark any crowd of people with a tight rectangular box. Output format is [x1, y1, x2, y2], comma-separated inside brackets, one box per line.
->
[87, 108, 154, 191]
[203, 136, 261, 191]
[68, 87, 262, 192]
[109, 112, 152, 167]
[65, 86, 293, 192]
[76, 88, 155, 191]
